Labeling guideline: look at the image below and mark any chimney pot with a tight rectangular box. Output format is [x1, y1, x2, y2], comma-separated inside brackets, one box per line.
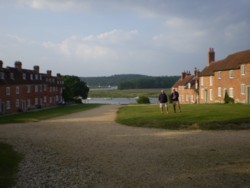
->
[208, 48, 215, 65]
[15, 61, 22, 70]
[34, 65, 40, 73]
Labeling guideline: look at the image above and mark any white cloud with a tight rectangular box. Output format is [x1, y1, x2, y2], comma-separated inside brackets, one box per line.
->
[42, 29, 138, 60]
[152, 17, 206, 53]
[7, 34, 26, 43]
[17, 0, 89, 11]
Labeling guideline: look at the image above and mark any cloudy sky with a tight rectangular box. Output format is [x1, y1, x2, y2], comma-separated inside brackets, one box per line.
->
[0, 0, 249, 77]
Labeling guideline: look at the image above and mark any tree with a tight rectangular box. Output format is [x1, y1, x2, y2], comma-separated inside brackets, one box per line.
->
[224, 91, 234, 104]
[137, 96, 150, 104]
[62, 75, 89, 102]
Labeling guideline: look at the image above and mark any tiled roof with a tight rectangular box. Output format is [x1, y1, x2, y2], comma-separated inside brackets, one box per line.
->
[173, 74, 195, 88]
[200, 49, 250, 76]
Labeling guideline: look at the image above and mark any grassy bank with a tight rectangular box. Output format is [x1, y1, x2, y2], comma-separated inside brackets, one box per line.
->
[0, 142, 23, 188]
[89, 88, 170, 98]
[116, 104, 250, 130]
[0, 104, 101, 124]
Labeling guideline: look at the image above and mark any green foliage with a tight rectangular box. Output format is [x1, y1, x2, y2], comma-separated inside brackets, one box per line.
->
[89, 88, 171, 98]
[63, 75, 89, 101]
[116, 104, 250, 130]
[118, 76, 179, 89]
[81, 74, 147, 87]
[81, 74, 179, 89]
[0, 142, 23, 188]
[136, 96, 150, 104]
[224, 91, 235, 104]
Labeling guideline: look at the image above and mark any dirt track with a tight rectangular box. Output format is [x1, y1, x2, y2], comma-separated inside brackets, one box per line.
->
[0, 105, 250, 187]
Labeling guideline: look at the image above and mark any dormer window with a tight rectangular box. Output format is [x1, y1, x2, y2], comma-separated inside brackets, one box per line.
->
[35, 74, 39, 80]
[10, 72, 14, 80]
[30, 74, 33, 80]
[0, 72, 4, 80]
[241, 64, 245, 75]
[218, 71, 221, 79]
[23, 73, 26, 80]
[187, 83, 191, 89]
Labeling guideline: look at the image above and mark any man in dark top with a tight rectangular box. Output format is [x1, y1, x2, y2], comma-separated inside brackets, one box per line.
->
[170, 88, 181, 113]
[158, 90, 169, 113]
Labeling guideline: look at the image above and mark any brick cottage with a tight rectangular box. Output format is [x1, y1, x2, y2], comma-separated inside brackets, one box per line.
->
[172, 49, 250, 104]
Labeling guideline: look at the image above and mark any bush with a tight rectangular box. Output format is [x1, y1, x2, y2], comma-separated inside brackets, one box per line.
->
[137, 96, 150, 104]
[224, 91, 234, 104]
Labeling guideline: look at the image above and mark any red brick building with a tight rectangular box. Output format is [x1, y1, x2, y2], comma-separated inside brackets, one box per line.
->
[0, 61, 64, 114]
[172, 69, 199, 104]
[172, 48, 250, 104]
[199, 49, 250, 104]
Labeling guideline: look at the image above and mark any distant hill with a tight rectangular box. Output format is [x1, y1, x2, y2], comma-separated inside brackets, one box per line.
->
[81, 74, 149, 87]
[81, 74, 179, 89]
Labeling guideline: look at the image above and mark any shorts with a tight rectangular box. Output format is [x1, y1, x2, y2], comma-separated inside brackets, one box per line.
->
[159, 103, 168, 108]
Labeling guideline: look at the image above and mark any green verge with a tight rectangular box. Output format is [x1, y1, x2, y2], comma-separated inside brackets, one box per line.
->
[0, 142, 23, 188]
[116, 104, 250, 130]
[89, 88, 170, 98]
[0, 104, 101, 124]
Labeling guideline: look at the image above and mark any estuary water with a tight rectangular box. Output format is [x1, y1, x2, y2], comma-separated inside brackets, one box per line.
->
[82, 98, 158, 105]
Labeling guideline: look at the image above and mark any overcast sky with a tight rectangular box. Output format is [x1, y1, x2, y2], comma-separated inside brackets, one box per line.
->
[0, 0, 249, 77]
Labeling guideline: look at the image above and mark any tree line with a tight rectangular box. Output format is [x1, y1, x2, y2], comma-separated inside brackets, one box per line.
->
[62, 74, 179, 102]
[81, 74, 179, 89]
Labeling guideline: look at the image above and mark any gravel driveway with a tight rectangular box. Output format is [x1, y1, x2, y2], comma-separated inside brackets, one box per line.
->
[0, 105, 250, 188]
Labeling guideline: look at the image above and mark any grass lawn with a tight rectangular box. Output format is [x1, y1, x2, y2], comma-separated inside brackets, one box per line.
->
[0, 142, 23, 188]
[0, 104, 101, 124]
[116, 103, 250, 130]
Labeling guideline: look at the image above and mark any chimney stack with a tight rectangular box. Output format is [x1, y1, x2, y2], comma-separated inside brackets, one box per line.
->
[0, 60, 3, 70]
[47, 70, 52, 76]
[15, 61, 22, 71]
[182, 71, 187, 80]
[34, 65, 40, 73]
[208, 48, 215, 65]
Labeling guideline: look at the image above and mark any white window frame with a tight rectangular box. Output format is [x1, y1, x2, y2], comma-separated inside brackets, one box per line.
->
[35, 98, 38, 105]
[6, 101, 11, 110]
[27, 85, 31, 93]
[6, 87, 10, 96]
[241, 84, 245, 95]
[218, 87, 222, 97]
[22, 73, 26, 80]
[200, 77, 204, 86]
[16, 99, 20, 108]
[209, 89, 213, 101]
[0, 72, 4, 79]
[218, 71, 221, 79]
[209, 76, 213, 86]
[10, 72, 14, 80]
[16, 86, 20, 95]
[201, 88, 204, 99]
[229, 88, 234, 98]
[27, 99, 31, 107]
[229, 70, 234, 79]
[35, 85, 39, 93]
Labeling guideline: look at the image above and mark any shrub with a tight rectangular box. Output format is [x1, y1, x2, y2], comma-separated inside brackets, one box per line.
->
[137, 96, 150, 104]
[224, 91, 234, 104]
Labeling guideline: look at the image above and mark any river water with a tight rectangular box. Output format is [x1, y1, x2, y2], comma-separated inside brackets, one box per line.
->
[82, 98, 158, 105]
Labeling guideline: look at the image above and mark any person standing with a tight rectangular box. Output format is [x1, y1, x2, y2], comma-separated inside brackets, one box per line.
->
[158, 90, 169, 113]
[171, 88, 181, 113]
